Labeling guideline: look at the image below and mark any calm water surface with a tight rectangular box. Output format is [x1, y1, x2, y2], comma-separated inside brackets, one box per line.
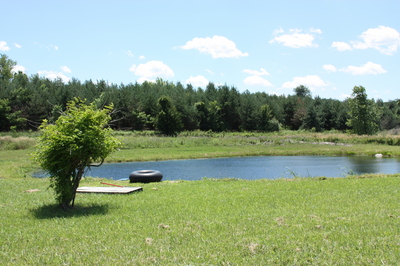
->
[82, 156, 400, 181]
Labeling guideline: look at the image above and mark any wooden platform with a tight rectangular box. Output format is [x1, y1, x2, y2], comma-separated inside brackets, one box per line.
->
[76, 186, 142, 194]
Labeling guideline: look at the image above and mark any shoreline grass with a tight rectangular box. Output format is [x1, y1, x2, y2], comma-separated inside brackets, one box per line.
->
[2, 130, 400, 179]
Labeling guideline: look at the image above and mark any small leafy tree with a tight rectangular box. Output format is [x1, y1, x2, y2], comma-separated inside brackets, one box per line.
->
[194, 101, 223, 132]
[194, 101, 209, 131]
[294, 85, 311, 98]
[207, 101, 224, 132]
[301, 102, 326, 132]
[0, 54, 16, 84]
[34, 98, 121, 209]
[155, 96, 183, 136]
[347, 86, 380, 135]
[259, 104, 280, 132]
[132, 110, 151, 130]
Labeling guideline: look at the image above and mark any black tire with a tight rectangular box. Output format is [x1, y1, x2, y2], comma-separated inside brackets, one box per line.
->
[129, 170, 163, 183]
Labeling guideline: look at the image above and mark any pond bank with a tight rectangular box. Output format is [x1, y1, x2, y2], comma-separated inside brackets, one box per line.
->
[105, 141, 400, 164]
[1, 136, 400, 179]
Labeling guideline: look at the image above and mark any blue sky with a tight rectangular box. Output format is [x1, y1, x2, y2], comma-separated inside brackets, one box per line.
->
[1, 0, 399, 101]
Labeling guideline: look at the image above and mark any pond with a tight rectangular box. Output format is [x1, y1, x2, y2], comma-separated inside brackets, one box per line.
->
[79, 155, 400, 181]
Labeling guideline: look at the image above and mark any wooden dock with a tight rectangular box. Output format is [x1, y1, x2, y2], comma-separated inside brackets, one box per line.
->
[76, 186, 142, 194]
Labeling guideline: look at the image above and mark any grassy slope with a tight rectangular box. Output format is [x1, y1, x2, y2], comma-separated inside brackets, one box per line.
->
[107, 142, 400, 162]
[1, 176, 399, 265]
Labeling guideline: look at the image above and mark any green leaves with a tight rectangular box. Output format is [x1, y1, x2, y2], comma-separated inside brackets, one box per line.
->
[155, 96, 183, 136]
[347, 86, 380, 135]
[34, 98, 121, 208]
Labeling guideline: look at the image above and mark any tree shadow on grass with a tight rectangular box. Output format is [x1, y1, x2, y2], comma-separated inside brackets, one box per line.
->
[31, 203, 110, 219]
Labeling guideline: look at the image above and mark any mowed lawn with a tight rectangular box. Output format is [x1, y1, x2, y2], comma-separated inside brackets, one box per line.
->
[1, 175, 399, 265]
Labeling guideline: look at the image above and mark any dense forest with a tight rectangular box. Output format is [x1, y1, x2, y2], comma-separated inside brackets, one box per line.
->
[1, 54, 399, 134]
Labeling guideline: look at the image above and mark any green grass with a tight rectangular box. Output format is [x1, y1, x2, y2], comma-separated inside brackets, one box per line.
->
[1, 130, 400, 264]
[0, 136, 36, 151]
[107, 142, 400, 163]
[114, 129, 400, 149]
[1, 176, 399, 265]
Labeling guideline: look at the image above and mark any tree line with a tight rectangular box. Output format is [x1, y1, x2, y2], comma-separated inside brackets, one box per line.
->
[1, 54, 399, 135]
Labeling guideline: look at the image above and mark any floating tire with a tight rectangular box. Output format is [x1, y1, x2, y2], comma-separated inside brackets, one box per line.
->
[129, 170, 163, 183]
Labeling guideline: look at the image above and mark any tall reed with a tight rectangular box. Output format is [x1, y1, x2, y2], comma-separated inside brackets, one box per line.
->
[0, 136, 36, 150]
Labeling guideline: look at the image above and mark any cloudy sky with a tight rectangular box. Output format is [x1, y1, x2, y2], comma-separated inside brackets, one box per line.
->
[1, 0, 399, 101]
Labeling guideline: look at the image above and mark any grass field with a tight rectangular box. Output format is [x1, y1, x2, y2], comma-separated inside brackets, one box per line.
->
[1, 175, 399, 265]
[1, 130, 400, 265]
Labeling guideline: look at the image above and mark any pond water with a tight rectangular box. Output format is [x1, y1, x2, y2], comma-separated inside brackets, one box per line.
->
[79, 156, 400, 181]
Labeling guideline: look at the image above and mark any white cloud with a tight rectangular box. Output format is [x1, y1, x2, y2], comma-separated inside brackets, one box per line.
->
[270, 28, 321, 48]
[130, 60, 174, 83]
[60, 66, 71, 73]
[273, 28, 284, 35]
[180, 35, 249, 58]
[139, 55, 146, 60]
[36, 42, 59, 51]
[185, 75, 209, 87]
[342, 61, 387, 75]
[129, 65, 136, 72]
[243, 76, 273, 87]
[331, 41, 352, 51]
[332, 26, 400, 55]
[310, 28, 323, 34]
[127, 50, 134, 57]
[243, 67, 272, 87]
[355, 26, 400, 55]
[0, 41, 10, 51]
[38, 70, 71, 83]
[282, 75, 327, 90]
[12, 65, 27, 73]
[243, 68, 270, 76]
[324, 62, 386, 75]
[323, 64, 337, 72]
[14, 43, 22, 49]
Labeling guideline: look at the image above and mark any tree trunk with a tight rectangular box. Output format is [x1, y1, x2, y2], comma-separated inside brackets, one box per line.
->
[70, 165, 86, 208]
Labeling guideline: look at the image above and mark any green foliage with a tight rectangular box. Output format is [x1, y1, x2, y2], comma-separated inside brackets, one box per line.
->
[1, 55, 400, 133]
[301, 101, 325, 132]
[194, 101, 224, 132]
[0, 54, 16, 84]
[259, 104, 280, 132]
[33, 98, 121, 209]
[155, 96, 183, 136]
[294, 85, 311, 97]
[0, 98, 11, 131]
[207, 101, 224, 132]
[131, 110, 152, 130]
[347, 86, 381, 135]
[194, 101, 208, 131]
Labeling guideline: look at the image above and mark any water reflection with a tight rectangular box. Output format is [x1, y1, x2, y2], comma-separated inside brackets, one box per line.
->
[347, 156, 400, 174]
